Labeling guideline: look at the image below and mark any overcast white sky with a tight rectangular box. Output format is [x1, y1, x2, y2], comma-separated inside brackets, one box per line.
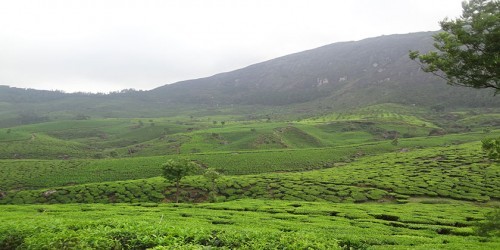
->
[0, 0, 464, 93]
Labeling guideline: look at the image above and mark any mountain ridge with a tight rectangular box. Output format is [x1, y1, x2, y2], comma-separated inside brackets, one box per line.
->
[150, 31, 498, 107]
[0, 30, 499, 127]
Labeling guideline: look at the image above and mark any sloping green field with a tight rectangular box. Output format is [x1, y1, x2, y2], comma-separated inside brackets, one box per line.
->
[2, 141, 498, 205]
[0, 104, 499, 249]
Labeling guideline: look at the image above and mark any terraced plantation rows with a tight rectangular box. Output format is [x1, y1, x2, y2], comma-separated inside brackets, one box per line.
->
[0, 200, 498, 249]
[2, 142, 498, 205]
[3, 104, 497, 160]
[1, 130, 498, 192]
[1, 104, 499, 249]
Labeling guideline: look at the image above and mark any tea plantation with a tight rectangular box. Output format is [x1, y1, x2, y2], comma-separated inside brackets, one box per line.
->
[1, 200, 499, 249]
[0, 105, 499, 249]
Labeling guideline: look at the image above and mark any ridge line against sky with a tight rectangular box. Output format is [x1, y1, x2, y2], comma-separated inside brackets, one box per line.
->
[0, 0, 463, 93]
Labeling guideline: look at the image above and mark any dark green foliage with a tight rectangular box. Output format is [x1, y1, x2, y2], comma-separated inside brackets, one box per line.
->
[17, 111, 50, 125]
[410, 0, 500, 92]
[162, 159, 200, 203]
[0, 232, 25, 250]
[109, 151, 118, 158]
[476, 208, 500, 237]
[482, 137, 500, 160]
[204, 168, 222, 202]
[372, 214, 400, 221]
[391, 137, 399, 146]
[162, 159, 200, 184]
[431, 104, 445, 112]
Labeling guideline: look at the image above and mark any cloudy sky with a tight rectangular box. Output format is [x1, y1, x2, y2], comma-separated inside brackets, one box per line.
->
[0, 0, 463, 93]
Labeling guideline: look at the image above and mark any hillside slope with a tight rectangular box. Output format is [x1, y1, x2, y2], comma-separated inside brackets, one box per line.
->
[1, 31, 499, 128]
[150, 31, 499, 107]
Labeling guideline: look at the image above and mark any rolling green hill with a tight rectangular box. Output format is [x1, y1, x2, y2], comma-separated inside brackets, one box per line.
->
[1, 102, 498, 160]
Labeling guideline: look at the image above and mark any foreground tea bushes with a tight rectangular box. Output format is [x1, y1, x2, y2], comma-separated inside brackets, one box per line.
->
[1, 142, 498, 204]
[0, 200, 498, 249]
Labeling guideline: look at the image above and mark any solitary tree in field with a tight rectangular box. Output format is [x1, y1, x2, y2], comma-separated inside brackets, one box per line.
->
[162, 159, 199, 203]
[482, 137, 500, 160]
[391, 137, 399, 147]
[204, 168, 222, 202]
[410, 0, 500, 92]
[391, 137, 401, 157]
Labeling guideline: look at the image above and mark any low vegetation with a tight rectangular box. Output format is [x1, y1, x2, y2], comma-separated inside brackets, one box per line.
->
[0, 103, 499, 249]
[1, 200, 499, 249]
[1, 141, 498, 205]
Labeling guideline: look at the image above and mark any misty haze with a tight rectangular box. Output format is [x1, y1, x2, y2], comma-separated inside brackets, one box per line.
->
[0, 0, 499, 249]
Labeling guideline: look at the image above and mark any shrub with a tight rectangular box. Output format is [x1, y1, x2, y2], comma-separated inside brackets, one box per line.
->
[476, 209, 500, 237]
[0, 232, 25, 250]
[482, 137, 500, 160]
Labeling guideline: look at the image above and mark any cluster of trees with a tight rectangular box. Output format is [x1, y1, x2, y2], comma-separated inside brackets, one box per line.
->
[17, 111, 49, 125]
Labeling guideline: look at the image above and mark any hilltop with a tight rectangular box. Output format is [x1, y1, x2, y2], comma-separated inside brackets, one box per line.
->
[151, 31, 498, 108]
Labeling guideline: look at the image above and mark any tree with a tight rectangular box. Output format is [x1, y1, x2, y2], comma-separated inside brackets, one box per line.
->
[17, 111, 49, 125]
[430, 104, 445, 112]
[109, 151, 118, 158]
[391, 137, 399, 147]
[409, 0, 500, 92]
[162, 159, 199, 203]
[482, 137, 500, 160]
[75, 114, 90, 120]
[203, 168, 222, 202]
[391, 137, 400, 157]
